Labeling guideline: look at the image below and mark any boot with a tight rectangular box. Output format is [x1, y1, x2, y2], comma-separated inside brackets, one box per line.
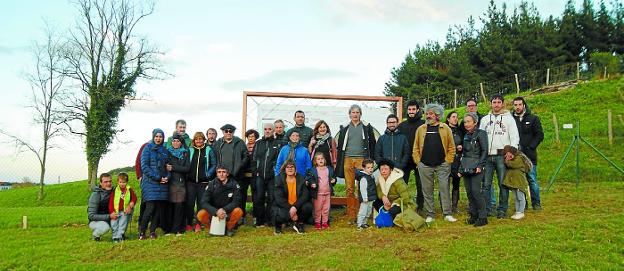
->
[474, 217, 488, 227]
[451, 189, 459, 214]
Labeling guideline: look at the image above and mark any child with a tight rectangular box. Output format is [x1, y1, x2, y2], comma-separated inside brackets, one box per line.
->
[306, 153, 336, 230]
[108, 172, 137, 242]
[355, 159, 377, 230]
[502, 145, 532, 220]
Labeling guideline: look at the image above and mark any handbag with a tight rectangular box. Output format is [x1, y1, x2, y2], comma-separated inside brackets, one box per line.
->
[459, 157, 480, 175]
[375, 207, 394, 228]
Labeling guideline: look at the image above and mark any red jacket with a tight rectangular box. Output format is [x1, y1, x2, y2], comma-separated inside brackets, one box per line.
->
[108, 187, 138, 214]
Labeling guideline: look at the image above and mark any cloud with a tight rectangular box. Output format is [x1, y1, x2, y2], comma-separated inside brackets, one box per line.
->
[0, 45, 28, 55]
[127, 99, 239, 114]
[321, 0, 459, 24]
[222, 67, 356, 91]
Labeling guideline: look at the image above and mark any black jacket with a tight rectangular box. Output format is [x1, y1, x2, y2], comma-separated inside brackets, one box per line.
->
[201, 178, 242, 214]
[398, 112, 425, 161]
[214, 136, 248, 177]
[87, 186, 112, 222]
[305, 166, 336, 198]
[355, 170, 377, 202]
[374, 129, 410, 170]
[512, 109, 544, 164]
[168, 152, 190, 185]
[335, 122, 377, 178]
[460, 129, 488, 171]
[274, 173, 310, 211]
[252, 136, 283, 180]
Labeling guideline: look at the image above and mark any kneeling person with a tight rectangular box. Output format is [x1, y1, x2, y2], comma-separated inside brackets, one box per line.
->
[197, 166, 244, 237]
[87, 173, 116, 241]
[273, 159, 313, 235]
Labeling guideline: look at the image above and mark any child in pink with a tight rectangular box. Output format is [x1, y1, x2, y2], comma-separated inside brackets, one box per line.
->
[306, 153, 336, 230]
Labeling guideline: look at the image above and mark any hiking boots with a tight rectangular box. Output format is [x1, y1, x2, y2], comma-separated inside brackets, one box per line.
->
[474, 218, 488, 227]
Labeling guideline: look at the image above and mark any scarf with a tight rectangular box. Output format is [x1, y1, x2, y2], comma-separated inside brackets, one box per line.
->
[167, 145, 187, 160]
[287, 141, 298, 161]
[313, 133, 330, 149]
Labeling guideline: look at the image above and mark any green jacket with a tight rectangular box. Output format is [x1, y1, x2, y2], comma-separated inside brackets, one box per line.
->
[375, 168, 424, 231]
[165, 132, 192, 149]
[503, 155, 529, 195]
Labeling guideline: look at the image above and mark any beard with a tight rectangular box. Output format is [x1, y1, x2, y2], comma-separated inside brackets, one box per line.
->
[425, 117, 438, 125]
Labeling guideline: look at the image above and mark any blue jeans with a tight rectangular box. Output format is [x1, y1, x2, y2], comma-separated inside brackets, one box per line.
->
[527, 165, 540, 207]
[484, 155, 509, 215]
[111, 212, 132, 240]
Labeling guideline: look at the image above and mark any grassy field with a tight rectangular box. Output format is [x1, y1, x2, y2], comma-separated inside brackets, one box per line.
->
[0, 78, 623, 270]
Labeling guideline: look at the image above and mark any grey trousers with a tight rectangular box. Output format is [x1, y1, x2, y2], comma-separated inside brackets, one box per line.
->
[418, 162, 452, 217]
[357, 201, 373, 226]
[512, 189, 526, 214]
[89, 221, 111, 238]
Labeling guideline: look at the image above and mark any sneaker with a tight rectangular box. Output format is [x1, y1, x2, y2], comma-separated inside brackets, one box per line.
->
[314, 223, 321, 230]
[185, 225, 193, 232]
[425, 216, 435, 223]
[226, 230, 235, 237]
[487, 209, 496, 217]
[444, 215, 458, 222]
[321, 223, 329, 229]
[361, 224, 370, 229]
[138, 233, 146, 240]
[466, 216, 477, 225]
[533, 205, 542, 211]
[293, 223, 304, 234]
[496, 212, 506, 219]
[150, 232, 157, 240]
[474, 217, 488, 227]
[357, 225, 364, 231]
[274, 226, 282, 235]
[194, 224, 201, 233]
[175, 233, 183, 237]
[92, 236, 101, 242]
[112, 238, 121, 243]
[511, 212, 525, 220]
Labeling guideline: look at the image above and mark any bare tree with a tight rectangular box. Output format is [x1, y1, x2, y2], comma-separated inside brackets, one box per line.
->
[60, 0, 165, 188]
[0, 26, 68, 200]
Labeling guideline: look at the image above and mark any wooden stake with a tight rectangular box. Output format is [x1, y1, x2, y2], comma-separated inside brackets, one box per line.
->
[515, 74, 520, 94]
[480, 83, 486, 102]
[608, 109, 613, 145]
[576, 62, 580, 80]
[604, 67, 608, 79]
[22, 216, 27, 229]
[546, 68, 550, 85]
[453, 89, 458, 109]
[553, 113, 560, 144]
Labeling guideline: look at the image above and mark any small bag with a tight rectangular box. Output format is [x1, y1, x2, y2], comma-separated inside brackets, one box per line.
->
[375, 207, 394, 228]
[209, 216, 226, 236]
[459, 157, 480, 175]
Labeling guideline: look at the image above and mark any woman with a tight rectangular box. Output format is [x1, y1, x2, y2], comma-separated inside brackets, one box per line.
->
[274, 130, 312, 176]
[186, 132, 217, 233]
[308, 120, 337, 168]
[446, 111, 463, 213]
[241, 129, 259, 224]
[166, 134, 190, 235]
[273, 159, 313, 235]
[458, 112, 489, 227]
[373, 158, 424, 230]
[139, 128, 170, 240]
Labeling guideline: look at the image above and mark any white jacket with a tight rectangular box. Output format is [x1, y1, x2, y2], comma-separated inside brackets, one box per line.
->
[479, 110, 520, 155]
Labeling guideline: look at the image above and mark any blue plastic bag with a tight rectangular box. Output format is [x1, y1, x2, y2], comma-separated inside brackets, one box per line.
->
[375, 207, 394, 228]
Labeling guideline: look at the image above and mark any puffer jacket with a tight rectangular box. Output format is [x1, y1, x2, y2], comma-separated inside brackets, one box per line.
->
[374, 129, 410, 170]
[140, 129, 170, 201]
[355, 170, 376, 202]
[87, 186, 112, 222]
[274, 142, 312, 176]
[305, 166, 336, 198]
[252, 136, 283, 180]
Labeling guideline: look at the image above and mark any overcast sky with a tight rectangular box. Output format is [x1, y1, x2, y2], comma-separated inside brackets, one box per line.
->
[0, 0, 569, 183]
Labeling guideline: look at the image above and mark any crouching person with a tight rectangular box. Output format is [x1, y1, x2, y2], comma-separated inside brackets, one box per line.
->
[197, 165, 244, 237]
[273, 159, 313, 235]
[87, 173, 115, 241]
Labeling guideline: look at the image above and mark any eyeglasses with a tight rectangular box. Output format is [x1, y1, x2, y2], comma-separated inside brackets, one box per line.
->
[223, 129, 233, 134]
[467, 104, 477, 107]
[285, 165, 295, 169]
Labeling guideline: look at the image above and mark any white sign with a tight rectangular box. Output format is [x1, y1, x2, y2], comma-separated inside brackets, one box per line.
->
[563, 124, 573, 129]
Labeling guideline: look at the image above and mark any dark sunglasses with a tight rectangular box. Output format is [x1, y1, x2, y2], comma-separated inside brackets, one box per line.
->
[223, 129, 233, 134]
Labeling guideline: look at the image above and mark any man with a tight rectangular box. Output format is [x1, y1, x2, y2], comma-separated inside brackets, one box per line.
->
[274, 119, 287, 144]
[512, 97, 544, 211]
[374, 114, 410, 173]
[459, 98, 483, 135]
[284, 110, 313, 148]
[206, 128, 218, 147]
[413, 103, 458, 223]
[196, 166, 244, 237]
[87, 173, 117, 241]
[479, 94, 520, 218]
[335, 104, 377, 220]
[166, 119, 191, 149]
[398, 100, 425, 213]
[251, 123, 283, 226]
[214, 124, 248, 218]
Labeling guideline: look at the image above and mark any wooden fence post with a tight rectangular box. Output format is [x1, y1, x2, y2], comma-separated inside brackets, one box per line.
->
[480, 83, 486, 102]
[22, 216, 27, 230]
[553, 113, 560, 144]
[422, 98, 426, 107]
[546, 68, 550, 85]
[515, 74, 520, 94]
[604, 67, 608, 79]
[608, 109, 613, 145]
[576, 62, 580, 80]
[453, 89, 458, 109]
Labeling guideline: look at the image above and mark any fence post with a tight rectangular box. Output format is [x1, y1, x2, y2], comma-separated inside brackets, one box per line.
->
[515, 74, 520, 94]
[553, 113, 560, 144]
[576, 62, 580, 80]
[480, 83, 486, 102]
[22, 216, 28, 229]
[422, 98, 426, 107]
[608, 109, 613, 145]
[546, 68, 550, 85]
[604, 67, 607, 79]
[453, 89, 457, 109]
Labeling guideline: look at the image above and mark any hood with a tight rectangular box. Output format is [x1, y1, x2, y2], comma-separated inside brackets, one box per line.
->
[384, 128, 401, 135]
[487, 109, 511, 116]
[355, 169, 371, 180]
[407, 110, 423, 123]
[151, 128, 164, 145]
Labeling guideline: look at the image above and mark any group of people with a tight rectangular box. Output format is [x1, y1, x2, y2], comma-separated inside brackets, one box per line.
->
[87, 94, 544, 241]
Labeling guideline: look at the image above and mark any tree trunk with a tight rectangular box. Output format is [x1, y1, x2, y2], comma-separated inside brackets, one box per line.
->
[87, 159, 100, 190]
[38, 164, 45, 201]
